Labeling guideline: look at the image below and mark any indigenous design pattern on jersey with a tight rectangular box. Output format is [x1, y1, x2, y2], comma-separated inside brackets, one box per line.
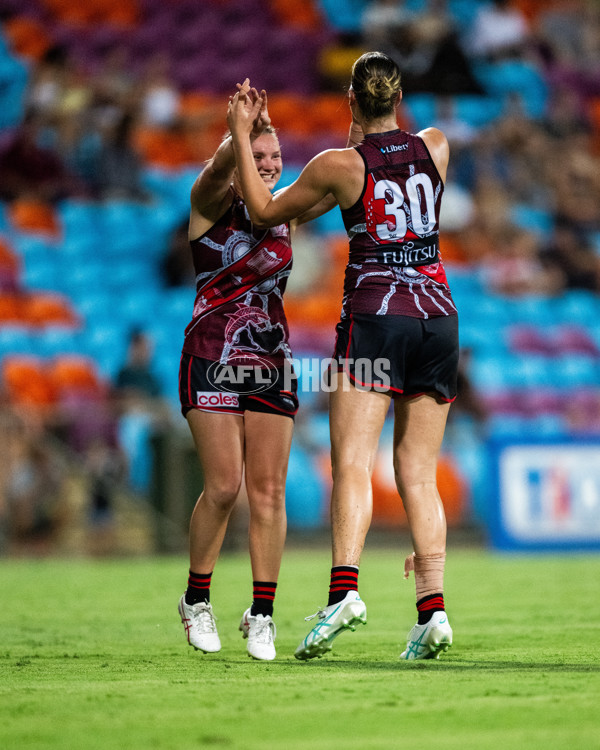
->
[183, 193, 293, 366]
[340, 129, 456, 319]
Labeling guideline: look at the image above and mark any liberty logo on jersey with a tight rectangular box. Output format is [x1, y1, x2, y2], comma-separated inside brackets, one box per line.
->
[380, 143, 408, 154]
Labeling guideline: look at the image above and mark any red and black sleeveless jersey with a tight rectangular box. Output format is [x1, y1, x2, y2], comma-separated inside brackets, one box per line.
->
[182, 191, 293, 366]
[340, 129, 456, 319]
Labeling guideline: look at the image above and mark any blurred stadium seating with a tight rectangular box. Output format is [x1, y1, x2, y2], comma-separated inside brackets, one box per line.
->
[1, 0, 599, 550]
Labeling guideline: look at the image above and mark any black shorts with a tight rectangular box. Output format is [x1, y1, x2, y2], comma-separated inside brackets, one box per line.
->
[333, 313, 459, 402]
[179, 353, 299, 419]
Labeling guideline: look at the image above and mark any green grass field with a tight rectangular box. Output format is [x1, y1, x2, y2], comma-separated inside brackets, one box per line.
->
[1, 547, 599, 750]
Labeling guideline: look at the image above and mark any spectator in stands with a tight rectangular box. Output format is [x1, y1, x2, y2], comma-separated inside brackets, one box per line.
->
[140, 54, 180, 128]
[539, 223, 600, 292]
[0, 109, 86, 201]
[360, 0, 414, 52]
[361, 0, 482, 95]
[161, 219, 196, 288]
[5, 431, 65, 554]
[468, 0, 529, 60]
[95, 112, 148, 200]
[25, 45, 69, 117]
[84, 436, 125, 556]
[113, 329, 165, 494]
[115, 329, 162, 403]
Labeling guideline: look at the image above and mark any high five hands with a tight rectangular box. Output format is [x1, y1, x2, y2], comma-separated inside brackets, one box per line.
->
[228, 79, 269, 138]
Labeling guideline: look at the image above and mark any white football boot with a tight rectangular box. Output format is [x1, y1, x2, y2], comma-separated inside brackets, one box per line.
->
[239, 608, 277, 661]
[400, 610, 452, 660]
[294, 590, 367, 660]
[178, 595, 221, 653]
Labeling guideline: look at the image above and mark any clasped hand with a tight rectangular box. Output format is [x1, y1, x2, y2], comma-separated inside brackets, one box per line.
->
[227, 78, 270, 138]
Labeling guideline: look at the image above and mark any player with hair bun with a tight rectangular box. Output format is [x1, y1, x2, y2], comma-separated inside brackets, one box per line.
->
[228, 51, 457, 661]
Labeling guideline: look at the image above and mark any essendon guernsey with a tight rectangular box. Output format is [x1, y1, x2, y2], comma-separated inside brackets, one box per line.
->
[183, 192, 293, 366]
[340, 129, 457, 319]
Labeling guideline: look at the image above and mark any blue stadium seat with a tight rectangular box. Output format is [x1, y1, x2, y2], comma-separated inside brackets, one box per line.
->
[0, 326, 35, 356]
[510, 205, 554, 237]
[0, 53, 28, 129]
[104, 259, 160, 292]
[57, 200, 100, 236]
[305, 411, 331, 451]
[85, 321, 129, 378]
[74, 292, 114, 323]
[21, 255, 58, 291]
[162, 287, 194, 323]
[553, 355, 600, 389]
[505, 354, 554, 389]
[487, 414, 537, 438]
[315, 0, 365, 31]
[34, 327, 83, 357]
[453, 95, 503, 128]
[501, 295, 555, 327]
[285, 443, 326, 528]
[11, 234, 59, 261]
[403, 94, 437, 132]
[64, 261, 110, 298]
[552, 291, 600, 324]
[460, 319, 507, 354]
[116, 289, 162, 327]
[474, 60, 548, 118]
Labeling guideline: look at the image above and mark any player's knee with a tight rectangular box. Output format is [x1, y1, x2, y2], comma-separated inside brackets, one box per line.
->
[393, 456, 435, 496]
[331, 453, 375, 481]
[203, 477, 242, 512]
[247, 476, 286, 517]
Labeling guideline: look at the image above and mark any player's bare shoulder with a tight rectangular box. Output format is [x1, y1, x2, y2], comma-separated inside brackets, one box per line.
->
[417, 127, 449, 183]
[311, 147, 364, 207]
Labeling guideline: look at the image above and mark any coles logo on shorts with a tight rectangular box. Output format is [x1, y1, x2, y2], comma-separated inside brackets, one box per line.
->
[196, 391, 240, 408]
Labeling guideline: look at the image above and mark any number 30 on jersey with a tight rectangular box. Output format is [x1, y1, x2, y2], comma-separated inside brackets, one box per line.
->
[364, 173, 438, 244]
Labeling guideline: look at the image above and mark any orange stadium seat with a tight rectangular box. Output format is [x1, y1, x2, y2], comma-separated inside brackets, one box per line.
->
[2, 355, 57, 407]
[50, 356, 107, 406]
[0, 239, 21, 274]
[513, 0, 549, 21]
[371, 452, 467, 527]
[265, 95, 316, 137]
[588, 97, 600, 154]
[439, 232, 469, 265]
[3, 16, 53, 60]
[0, 293, 26, 323]
[134, 126, 199, 169]
[50, 355, 105, 399]
[269, 0, 322, 29]
[25, 292, 80, 328]
[8, 199, 61, 238]
[311, 94, 353, 136]
[39, 0, 139, 26]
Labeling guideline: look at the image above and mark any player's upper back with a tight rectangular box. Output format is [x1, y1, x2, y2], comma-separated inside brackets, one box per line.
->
[341, 129, 445, 267]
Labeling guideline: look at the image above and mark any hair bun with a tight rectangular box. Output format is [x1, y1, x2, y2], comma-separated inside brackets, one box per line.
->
[366, 75, 394, 100]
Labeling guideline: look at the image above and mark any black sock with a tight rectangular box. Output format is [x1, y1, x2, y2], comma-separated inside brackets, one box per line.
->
[327, 565, 359, 606]
[250, 581, 277, 617]
[185, 570, 212, 605]
[417, 593, 445, 624]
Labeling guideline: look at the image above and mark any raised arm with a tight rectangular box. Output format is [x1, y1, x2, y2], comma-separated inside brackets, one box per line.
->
[294, 118, 365, 226]
[189, 81, 271, 237]
[228, 90, 344, 227]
